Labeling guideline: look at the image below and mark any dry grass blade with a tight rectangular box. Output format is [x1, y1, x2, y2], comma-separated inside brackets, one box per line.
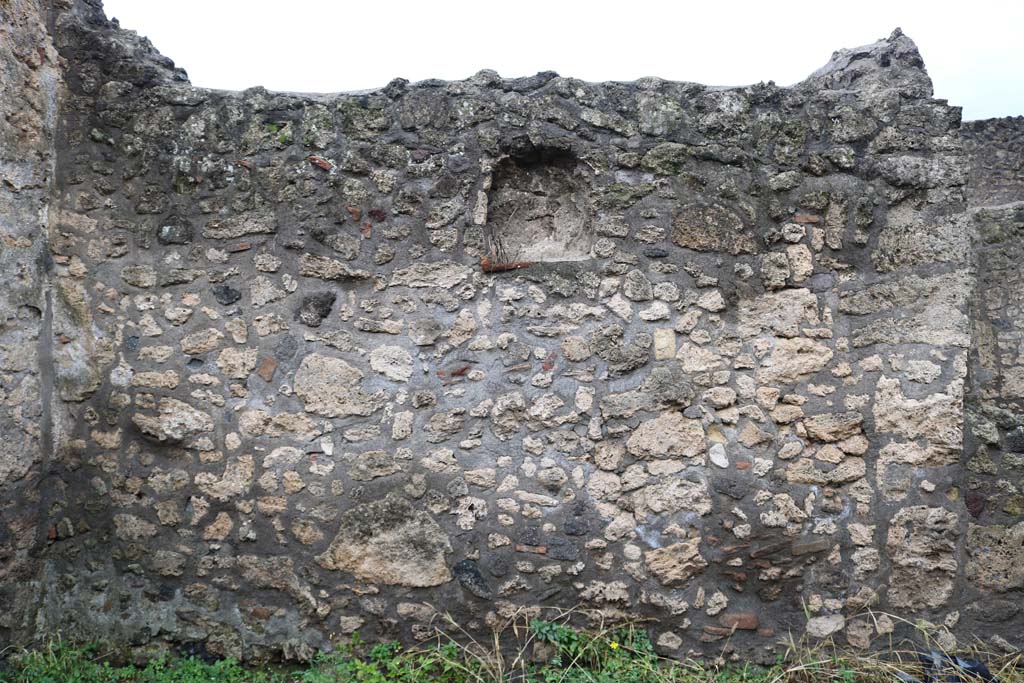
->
[769, 610, 1024, 683]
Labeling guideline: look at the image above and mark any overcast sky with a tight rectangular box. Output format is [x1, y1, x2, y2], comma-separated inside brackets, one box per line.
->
[103, 0, 1023, 121]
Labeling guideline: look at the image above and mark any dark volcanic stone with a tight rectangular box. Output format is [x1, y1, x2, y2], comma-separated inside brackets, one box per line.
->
[520, 526, 541, 546]
[564, 503, 591, 536]
[1004, 426, 1024, 451]
[212, 284, 242, 305]
[296, 291, 337, 327]
[546, 538, 579, 561]
[965, 490, 986, 518]
[157, 217, 192, 245]
[485, 555, 510, 578]
[966, 598, 1020, 623]
[712, 476, 749, 500]
[453, 559, 492, 599]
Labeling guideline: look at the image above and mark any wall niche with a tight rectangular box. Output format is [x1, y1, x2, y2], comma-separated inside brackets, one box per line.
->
[486, 144, 593, 263]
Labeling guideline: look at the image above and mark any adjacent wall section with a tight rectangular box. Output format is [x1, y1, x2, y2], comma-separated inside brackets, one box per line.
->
[0, 0, 62, 647]
[961, 117, 1024, 644]
[1, 0, 1021, 662]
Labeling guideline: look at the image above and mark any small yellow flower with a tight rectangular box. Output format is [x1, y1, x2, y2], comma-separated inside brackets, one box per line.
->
[609, 641, 619, 650]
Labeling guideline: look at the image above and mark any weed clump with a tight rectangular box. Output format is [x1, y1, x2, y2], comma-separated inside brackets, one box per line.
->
[2, 612, 1021, 683]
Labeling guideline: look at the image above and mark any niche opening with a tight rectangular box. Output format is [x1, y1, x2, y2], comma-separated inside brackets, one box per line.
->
[486, 145, 593, 263]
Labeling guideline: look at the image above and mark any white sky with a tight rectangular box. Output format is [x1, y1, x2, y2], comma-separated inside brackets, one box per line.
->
[103, 0, 1023, 121]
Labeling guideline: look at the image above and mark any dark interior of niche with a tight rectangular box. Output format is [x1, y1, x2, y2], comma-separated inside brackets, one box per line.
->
[486, 144, 594, 263]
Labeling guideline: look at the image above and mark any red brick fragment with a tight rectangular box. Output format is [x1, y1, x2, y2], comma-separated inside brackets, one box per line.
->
[719, 612, 759, 630]
[514, 544, 548, 555]
[257, 357, 277, 382]
[481, 256, 531, 273]
[308, 155, 333, 171]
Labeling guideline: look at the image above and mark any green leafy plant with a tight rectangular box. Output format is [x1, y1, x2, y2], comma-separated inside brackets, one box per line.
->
[4, 613, 1023, 683]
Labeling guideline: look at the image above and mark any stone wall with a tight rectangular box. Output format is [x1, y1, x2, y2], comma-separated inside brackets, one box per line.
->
[1, 0, 1022, 662]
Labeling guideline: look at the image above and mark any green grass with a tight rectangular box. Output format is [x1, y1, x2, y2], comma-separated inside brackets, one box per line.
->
[0, 625, 769, 683]
[2, 616, 1021, 683]
[0, 642, 278, 683]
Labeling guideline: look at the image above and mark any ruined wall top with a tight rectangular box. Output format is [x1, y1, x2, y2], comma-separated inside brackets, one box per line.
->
[962, 115, 1024, 207]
